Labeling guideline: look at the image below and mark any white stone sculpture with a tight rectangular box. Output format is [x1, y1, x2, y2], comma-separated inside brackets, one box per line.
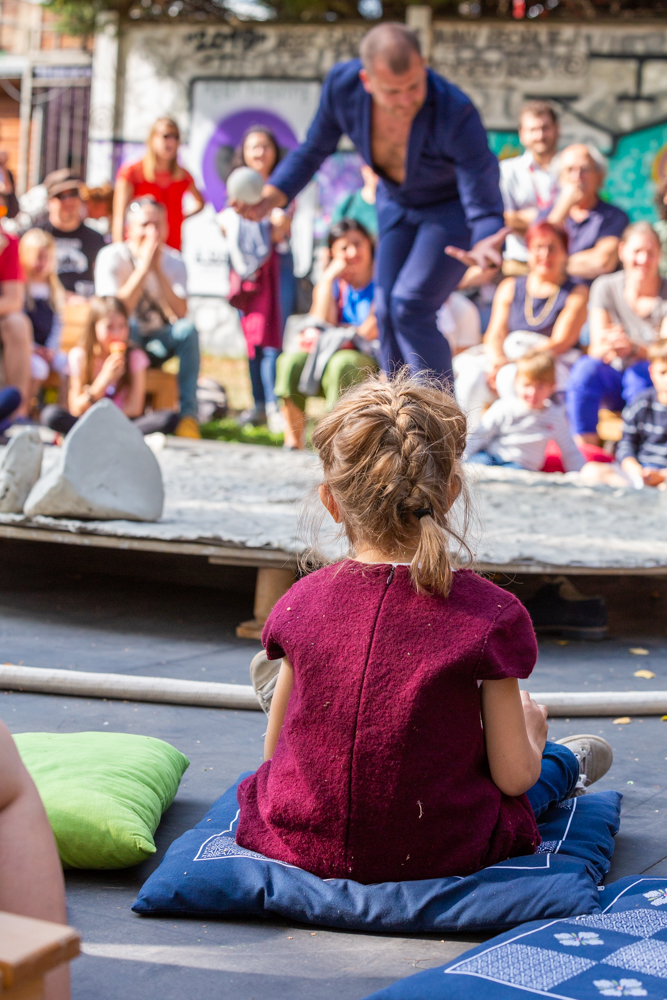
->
[24, 401, 164, 521]
[0, 428, 43, 513]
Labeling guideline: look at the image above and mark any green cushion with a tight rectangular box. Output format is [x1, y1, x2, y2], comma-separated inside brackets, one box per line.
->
[14, 732, 190, 870]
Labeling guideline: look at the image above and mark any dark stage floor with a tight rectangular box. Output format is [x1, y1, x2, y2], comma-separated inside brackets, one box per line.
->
[0, 568, 665, 999]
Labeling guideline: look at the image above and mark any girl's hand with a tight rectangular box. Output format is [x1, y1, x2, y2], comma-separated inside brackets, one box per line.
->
[520, 690, 548, 754]
[323, 254, 347, 282]
[485, 353, 508, 391]
[98, 352, 125, 385]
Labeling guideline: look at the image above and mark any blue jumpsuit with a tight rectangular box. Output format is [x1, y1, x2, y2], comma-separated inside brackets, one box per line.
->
[269, 59, 504, 382]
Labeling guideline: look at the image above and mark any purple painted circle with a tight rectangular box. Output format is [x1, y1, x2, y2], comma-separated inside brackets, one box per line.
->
[202, 109, 299, 211]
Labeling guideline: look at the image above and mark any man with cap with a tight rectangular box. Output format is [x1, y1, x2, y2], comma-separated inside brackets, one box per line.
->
[39, 169, 106, 295]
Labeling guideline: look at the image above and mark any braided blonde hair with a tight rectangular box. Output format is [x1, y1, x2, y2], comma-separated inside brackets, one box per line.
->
[311, 371, 471, 598]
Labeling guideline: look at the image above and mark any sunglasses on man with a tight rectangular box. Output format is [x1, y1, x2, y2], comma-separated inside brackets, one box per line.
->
[54, 189, 81, 201]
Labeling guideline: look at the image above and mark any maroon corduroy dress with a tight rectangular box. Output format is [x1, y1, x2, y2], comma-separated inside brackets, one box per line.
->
[236, 561, 541, 884]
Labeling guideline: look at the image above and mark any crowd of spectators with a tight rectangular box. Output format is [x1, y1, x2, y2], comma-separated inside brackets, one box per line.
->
[1, 101, 667, 490]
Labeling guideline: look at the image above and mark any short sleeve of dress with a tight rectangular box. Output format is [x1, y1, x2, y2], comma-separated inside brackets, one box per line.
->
[261, 588, 297, 662]
[474, 599, 537, 682]
[128, 347, 150, 373]
[0, 235, 23, 282]
[116, 160, 143, 185]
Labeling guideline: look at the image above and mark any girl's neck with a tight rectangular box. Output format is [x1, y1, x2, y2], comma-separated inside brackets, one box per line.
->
[154, 154, 173, 174]
[347, 267, 373, 291]
[354, 541, 419, 564]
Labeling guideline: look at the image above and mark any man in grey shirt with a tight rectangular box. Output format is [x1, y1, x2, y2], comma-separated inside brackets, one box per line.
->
[500, 101, 560, 273]
[95, 197, 200, 437]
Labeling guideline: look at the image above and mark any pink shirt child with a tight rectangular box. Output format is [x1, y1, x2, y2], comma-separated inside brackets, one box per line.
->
[236, 561, 541, 885]
[68, 346, 149, 411]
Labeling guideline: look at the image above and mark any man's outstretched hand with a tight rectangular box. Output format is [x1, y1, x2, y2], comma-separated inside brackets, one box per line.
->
[445, 226, 510, 270]
[227, 184, 287, 221]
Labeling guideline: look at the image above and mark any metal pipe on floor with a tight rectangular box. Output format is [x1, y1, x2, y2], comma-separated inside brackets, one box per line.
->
[526, 690, 667, 717]
[0, 665, 261, 711]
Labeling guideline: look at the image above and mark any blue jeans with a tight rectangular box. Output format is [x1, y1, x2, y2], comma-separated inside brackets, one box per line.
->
[374, 204, 469, 383]
[467, 451, 523, 469]
[526, 741, 580, 819]
[0, 386, 21, 430]
[134, 319, 200, 419]
[248, 346, 280, 410]
[278, 250, 296, 334]
[566, 355, 652, 436]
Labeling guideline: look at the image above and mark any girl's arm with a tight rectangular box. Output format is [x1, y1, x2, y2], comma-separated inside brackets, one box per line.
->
[121, 364, 146, 418]
[264, 658, 294, 761]
[481, 678, 547, 797]
[310, 256, 346, 324]
[542, 285, 588, 356]
[111, 175, 134, 244]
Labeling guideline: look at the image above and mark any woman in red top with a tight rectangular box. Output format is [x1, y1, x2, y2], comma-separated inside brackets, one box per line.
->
[236, 374, 614, 884]
[113, 118, 204, 250]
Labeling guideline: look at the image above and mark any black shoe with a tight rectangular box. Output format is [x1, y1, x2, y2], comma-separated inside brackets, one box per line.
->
[523, 577, 608, 639]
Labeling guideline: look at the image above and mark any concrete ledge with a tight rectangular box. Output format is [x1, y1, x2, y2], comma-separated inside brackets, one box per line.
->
[527, 690, 667, 717]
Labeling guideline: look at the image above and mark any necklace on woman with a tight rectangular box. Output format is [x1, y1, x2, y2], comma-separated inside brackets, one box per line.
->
[524, 285, 560, 327]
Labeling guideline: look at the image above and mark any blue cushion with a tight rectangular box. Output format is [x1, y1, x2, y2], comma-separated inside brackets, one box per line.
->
[362, 876, 667, 999]
[132, 778, 621, 934]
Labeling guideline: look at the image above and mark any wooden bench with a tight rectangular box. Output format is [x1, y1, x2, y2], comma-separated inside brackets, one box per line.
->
[0, 911, 79, 999]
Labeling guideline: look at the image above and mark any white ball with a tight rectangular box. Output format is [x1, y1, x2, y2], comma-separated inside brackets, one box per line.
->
[225, 167, 264, 205]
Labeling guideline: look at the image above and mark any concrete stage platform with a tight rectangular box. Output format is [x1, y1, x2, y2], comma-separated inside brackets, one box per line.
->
[0, 437, 666, 577]
[2, 569, 666, 1000]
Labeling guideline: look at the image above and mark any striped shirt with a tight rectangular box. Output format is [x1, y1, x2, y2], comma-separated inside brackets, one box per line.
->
[617, 389, 667, 468]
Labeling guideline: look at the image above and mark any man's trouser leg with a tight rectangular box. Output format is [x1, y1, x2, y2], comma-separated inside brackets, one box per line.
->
[375, 213, 468, 384]
[142, 320, 200, 418]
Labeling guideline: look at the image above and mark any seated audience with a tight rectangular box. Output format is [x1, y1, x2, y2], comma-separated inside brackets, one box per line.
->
[38, 170, 106, 296]
[95, 197, 200, 438]
[236, 373, 611, 884]
[464, 352, 584, 473]
[455, 221, 588, 425]
[544, 144, 628, 283]
[0, 718, 71, 1000]
[19, 229, 67, 396]
[566, 222, 667, 450]
[0, 217, 31, 423]
[331, 163, 379, 238]
[113, 117, 204, 251]
[41, 296, 178, 436]
[615, 339, 667, 488]
[500, 101, 560, 275]
[275, 219, 379, 450]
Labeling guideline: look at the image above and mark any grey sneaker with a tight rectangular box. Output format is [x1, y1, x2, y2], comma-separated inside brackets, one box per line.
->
[556, 734, 613, 796]
[249, 650, 282, 715]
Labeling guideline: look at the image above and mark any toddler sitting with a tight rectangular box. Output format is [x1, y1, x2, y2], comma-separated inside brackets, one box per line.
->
[615, 338, 667, 488]
[237, 373, 611, 884]
[464, 352, 584, 473]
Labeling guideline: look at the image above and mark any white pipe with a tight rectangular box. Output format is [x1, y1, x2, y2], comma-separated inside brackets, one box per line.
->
[0, 665, 261, 711]
[526, 690, 667, 717]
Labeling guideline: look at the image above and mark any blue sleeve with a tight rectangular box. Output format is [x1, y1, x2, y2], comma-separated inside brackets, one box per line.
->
[599, 205, 629, 241]
[269, 69, 343, 202]
[449, 98, 505, 245]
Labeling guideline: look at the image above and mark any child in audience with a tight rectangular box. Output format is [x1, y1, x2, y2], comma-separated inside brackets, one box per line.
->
[18, 229, 67, 396]
[40, 296, 178, 436]
[615, 338, 667, 488]
[464, 352, 585, 473]
[236, 373, 612, 884]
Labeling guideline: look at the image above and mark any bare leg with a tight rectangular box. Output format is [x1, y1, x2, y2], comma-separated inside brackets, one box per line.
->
[282, 399, 306, 450]
[0, 312, 32, 417]
[578, 461, 629, 488]
[0, 720, 70, 1000]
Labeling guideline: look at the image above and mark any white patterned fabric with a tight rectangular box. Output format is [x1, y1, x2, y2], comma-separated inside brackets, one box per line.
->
[454, 942, 596, 990]
[605, 939, 667, 980]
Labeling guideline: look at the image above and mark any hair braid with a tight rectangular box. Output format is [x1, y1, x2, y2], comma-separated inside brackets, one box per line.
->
[310, 370, 471, 597]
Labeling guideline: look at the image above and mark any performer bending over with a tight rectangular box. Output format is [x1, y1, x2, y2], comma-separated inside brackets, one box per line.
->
[230, 23, 507, 382]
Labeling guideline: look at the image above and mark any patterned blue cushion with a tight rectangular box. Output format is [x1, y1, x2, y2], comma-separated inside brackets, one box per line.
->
[132, 778, 620, 933]
[363, 877, 667, 998]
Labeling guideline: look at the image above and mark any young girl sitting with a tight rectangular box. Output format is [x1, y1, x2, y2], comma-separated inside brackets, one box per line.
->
[18, 229, 67, 397]
[40, 296, 179, 436]
[237, 374, 613, 884]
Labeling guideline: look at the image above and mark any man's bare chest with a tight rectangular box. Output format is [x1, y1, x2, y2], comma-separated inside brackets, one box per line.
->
[370, 112, 411, 186]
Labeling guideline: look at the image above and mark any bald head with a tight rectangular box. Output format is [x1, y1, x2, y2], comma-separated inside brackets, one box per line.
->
[360, 23, 421, 76]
